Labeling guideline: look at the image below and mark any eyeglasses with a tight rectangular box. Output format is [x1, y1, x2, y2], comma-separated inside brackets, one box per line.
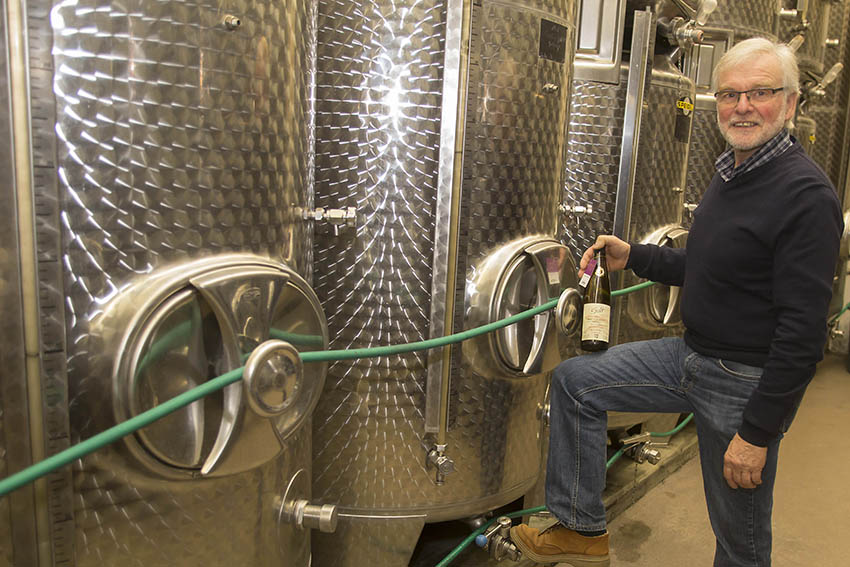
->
[713, 87, 786, 107]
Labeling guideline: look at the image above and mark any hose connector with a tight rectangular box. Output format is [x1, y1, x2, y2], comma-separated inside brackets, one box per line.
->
[620, 432, 662, 465]
[477, 516, 521, 562]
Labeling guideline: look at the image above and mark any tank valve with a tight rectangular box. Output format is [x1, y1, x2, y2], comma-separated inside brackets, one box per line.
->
[626, 443, 662, 465]
[620, 432, 662, 465]
[427, 444, 455, 485]
[476, 517, 521, 562]
[778, 9, 801, 22]
[279, 498, 339, 533]
[302, 206, 358, 236]
[559, 203, 593, 216]
[223, 15, 241, 31]
[536, 401, 550, 427]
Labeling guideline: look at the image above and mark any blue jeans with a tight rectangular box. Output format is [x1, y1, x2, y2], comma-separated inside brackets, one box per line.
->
[546, 337, 785, 567]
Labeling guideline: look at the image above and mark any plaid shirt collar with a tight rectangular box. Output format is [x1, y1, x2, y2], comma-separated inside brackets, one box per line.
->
[715, 129, 793, 182]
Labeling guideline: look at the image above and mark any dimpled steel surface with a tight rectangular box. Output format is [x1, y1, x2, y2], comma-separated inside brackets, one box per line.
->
[802, 1, 848, 189]
[562, 78, 627, 259]
[311, 0, 575, 525]
[311, 0, 444, 513]
[33, 0, 316, 564]
[777, 0, 829, 72]
[617, 68, 692, 344]
[684, 107, 726, 228]
[708, 0, 777, 40]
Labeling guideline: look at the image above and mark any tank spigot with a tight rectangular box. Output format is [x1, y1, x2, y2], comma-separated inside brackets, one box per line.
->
[559, 203, 593, 216]
[477, 516, 521, 562]
[627, 443, 662, 465]
[536, 401, 550, 427]
[302, 206, 358, 236]
[223, 15, 241, 31]
[620, 432, 662, 465]
[279, 497, 339, 533]
[427, 444, 455, 485]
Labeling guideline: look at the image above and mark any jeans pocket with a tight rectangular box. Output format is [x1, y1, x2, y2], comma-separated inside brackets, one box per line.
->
[716, 358, 763, 381]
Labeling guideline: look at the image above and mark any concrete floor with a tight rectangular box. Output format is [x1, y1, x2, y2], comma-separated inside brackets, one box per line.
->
[607, 352, 850, 566]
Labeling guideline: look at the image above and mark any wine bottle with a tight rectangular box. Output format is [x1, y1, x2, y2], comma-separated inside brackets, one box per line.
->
[581, 248, 611, 352]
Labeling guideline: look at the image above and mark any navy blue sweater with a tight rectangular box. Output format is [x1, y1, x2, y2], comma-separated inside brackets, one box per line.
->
[627, 142, 842, 445]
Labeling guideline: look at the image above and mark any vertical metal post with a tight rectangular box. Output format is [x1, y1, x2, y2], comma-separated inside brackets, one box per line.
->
[425, 0, 470, 447]
[611, 8, 653, 342]
[4, 0, 51, 564]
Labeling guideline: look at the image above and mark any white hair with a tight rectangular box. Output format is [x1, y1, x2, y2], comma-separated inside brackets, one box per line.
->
[713, 37, 800, 94]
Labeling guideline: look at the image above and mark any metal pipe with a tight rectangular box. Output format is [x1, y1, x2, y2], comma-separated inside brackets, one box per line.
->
[611, 8, 653, 343]
[5, 0, 50, 564]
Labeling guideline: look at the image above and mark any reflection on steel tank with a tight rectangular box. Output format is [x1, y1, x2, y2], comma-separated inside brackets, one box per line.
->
[562, 1, 695, 347]
[1, 1, 329, 565]
[310, 0, 580, 564]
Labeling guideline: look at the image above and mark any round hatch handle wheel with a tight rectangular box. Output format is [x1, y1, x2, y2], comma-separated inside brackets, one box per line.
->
[555, 287, 582, 337]
[242, 340, 304, 418]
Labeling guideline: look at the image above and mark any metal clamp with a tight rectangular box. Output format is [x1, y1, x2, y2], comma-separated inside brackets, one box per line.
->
[426, 444, 455, 485]
[302, 206, 358, 236]
[826, 38, 840, 48]
[476, 517, 521, 562]
[684, 203, 698, 213]
[541, 83, 560, 95]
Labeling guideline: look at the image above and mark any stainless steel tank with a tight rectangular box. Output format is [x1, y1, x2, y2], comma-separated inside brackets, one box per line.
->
[563, 1, 694, 344]
[681, 0, 781, 228]
[800, 0, 847, 189]
[311, 0, 580, 564]
[1, 0, 328, 565]
[777, 0, 832, 73]
[561, 1, 693, 437]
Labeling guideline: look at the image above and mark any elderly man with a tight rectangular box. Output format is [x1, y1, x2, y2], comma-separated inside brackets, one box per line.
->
[510, 37, 842, 566]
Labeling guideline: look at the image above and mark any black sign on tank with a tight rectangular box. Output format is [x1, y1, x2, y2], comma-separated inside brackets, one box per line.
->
[539, 19, 567, 63]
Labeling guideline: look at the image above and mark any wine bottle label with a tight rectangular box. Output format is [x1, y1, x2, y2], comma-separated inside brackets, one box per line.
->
[579, 258, 597, 288]
[582, 303, 610, 342]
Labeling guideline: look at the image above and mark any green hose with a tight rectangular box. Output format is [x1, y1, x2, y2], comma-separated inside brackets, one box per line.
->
[0, 280, 657, 499]
[435, 411, 695, 567]
[828, 299, 850, 325]
[0, 367, 244, 498]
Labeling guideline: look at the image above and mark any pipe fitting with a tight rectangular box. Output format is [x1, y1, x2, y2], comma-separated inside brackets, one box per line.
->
[288, 499, 339, 533]
[625, 442, 662, 465]
[427, 444, 455, 485]
[223, 15, 241, 30]
[477, 516, 521, 562]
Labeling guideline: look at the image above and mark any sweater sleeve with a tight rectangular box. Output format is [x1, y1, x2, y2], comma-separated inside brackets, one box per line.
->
[738, 186, 842, 446]
[626, 243, 687, 286]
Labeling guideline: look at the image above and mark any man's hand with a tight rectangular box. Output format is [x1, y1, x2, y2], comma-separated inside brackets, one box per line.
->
[723, 433, 768, 489]
[580, 235, 631, 272]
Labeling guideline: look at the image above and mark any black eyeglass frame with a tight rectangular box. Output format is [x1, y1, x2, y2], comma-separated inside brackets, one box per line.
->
[712, 87, 787, 104]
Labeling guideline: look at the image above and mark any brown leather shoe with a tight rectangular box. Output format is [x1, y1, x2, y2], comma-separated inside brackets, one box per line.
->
[510, 523, 610, 566]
